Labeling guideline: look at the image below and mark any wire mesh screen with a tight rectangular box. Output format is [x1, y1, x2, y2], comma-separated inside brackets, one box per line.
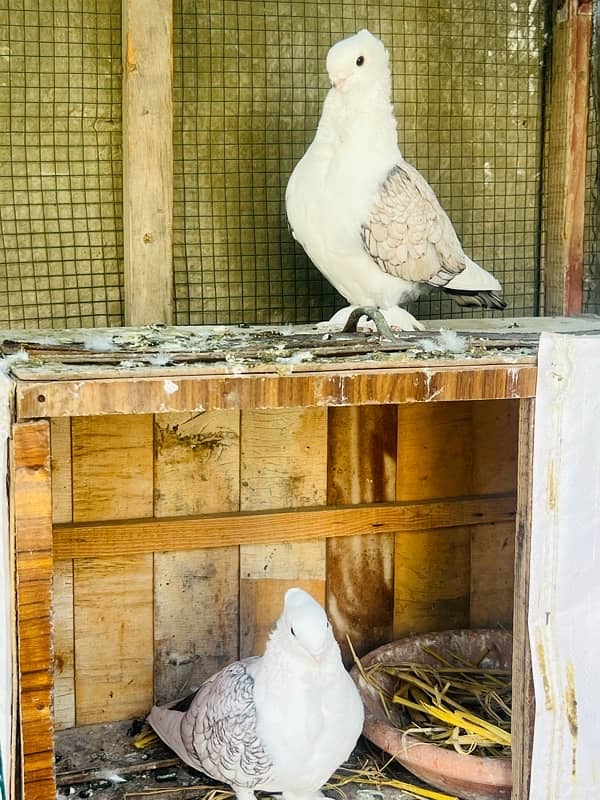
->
[0, 0, 124, 329]
[173, 0, 547, 325]
[584, 5, 599, 314]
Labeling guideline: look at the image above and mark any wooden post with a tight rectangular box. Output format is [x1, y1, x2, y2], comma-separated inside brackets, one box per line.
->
[12, 421, 55, 800]
[543, 0, 592, 314]
[122, 0, 174, 325]
[512, 399, 536, 800]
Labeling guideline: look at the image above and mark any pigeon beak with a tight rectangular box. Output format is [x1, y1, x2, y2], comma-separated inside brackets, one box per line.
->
[332, 77, 346, 91]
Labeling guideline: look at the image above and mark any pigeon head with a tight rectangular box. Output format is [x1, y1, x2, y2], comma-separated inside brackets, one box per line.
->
[280, 587, 333, 661]
[326, 29, 390, 95]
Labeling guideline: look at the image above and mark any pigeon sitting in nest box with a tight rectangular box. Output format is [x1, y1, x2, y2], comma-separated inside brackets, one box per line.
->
[286, 29, 506, 334]
[148, 588, 364, 800]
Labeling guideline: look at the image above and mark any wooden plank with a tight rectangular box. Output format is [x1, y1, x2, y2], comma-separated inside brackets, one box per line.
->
[50, 418, 75, 732]
[16, 364, 538, 419]
[50, 418, 71, 524]
[122, 0, 173, 325]
[327, 406, 396, 665]
[72, 415, 153, 522]
[512, 398, 535, 800]
[154, 410, 240, 702]
[52, 561, 74, 731]
[154, 411, 240, 515]
[543, 0, 593, 314]
[393, 528, 471, 637]
[53, 494, 515, 560]
[153, 550, 239, 703]
[240, 409, 328, 658]
[12, 421, 56, 800]
[72, 415, 154, 725]
[469, 521, 515, 628]
[74, 556, 154, 724]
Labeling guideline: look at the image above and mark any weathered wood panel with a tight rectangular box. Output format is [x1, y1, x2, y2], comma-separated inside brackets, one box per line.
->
[52, 561, 74, 732]
[512, 398, 535, 800]
[393, 528, 471, 637]
[327, 406, 396, 664]
[154, 411, 240, 516]
[53, 494, 515, 559]
[72, 415, 153, 522]
[17, 363, 538, 419]
[74, 556, 154, 724]
[50, 418, 75, 731]
[154, 410, 240, 701]
[122, 0, 173, 325]
[543, 0, 592, 314]
[12, 421, 56, 800]
[240, 409, 327, 657]
[72, 415, 154, 724]
[153, 550, 239, 703]
[470, 521, 515, 628]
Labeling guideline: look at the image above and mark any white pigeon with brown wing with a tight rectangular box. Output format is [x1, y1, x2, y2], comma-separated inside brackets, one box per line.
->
[148, 588, 364, 800]
[286, 29, 506, 332]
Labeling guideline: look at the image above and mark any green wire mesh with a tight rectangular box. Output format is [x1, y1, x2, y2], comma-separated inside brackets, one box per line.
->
[0, 0, 576, 330]
[0, 0, 124, 329]
[173, 0, 547, 325]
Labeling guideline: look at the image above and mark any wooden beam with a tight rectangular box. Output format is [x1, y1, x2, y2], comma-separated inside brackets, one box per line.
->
[52, 494, 516, 560]
[512, 398, 536, 800]
[12, 421, 55, 800]
[122, 0, 173, 325]
[543, 0, 593, 314]
[16, 364, 538, 419]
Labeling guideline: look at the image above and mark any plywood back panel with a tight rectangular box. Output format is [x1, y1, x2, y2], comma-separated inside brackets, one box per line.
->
[50, 419, 74, 731]
[73, 556, 154, 724]
[153, 410, 241, 701]
[72, 415, 153, 522]
[239, 408, 327, 657]
[45, 401, 518, 728]
[327, 406, 396, 665]
[71, 416, 154, 725]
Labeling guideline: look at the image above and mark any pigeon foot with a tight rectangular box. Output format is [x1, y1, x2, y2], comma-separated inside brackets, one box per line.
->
[319, 305, 424, 335]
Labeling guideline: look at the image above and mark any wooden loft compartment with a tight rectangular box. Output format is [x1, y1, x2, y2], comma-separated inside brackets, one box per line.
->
[8, 315, 599, 800]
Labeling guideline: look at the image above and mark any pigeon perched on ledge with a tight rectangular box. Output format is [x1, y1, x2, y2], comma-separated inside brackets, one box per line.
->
[286, 29, 506, 333]
[148, 588, 364, 800]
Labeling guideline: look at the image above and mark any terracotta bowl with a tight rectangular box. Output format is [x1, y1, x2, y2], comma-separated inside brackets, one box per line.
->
[351, 629, 512, 800]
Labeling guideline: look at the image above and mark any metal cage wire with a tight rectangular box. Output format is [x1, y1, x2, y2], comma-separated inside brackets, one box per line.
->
[0, 0, 576, 329]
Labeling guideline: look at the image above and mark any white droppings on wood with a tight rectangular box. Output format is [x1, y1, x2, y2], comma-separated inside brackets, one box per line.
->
[163, 379, 179, 395]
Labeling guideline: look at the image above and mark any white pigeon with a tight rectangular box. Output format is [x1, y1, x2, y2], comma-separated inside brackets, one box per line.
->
[286, 29, 506, 332]
[148, 587, 364, 800]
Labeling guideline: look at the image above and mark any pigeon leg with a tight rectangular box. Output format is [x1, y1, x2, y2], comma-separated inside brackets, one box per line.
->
[232, 788, 257, 800]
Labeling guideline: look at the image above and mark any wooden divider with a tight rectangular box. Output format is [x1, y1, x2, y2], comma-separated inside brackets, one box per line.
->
[12, 421, 55, 800]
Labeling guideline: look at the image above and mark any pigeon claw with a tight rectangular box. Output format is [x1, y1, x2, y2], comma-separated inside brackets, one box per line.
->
[341, 306, 396, 340]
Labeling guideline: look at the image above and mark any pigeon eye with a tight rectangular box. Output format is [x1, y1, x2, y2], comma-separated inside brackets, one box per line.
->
[356, 55, 364, 66]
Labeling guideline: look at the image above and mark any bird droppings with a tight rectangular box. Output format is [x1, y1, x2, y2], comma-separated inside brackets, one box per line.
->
[565, 660, 578, 778]
[163, 379, 179, 395]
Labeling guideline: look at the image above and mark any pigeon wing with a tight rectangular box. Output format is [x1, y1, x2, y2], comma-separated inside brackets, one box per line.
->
[180, 660, 275, 789]
[362, 163, 466, 286]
